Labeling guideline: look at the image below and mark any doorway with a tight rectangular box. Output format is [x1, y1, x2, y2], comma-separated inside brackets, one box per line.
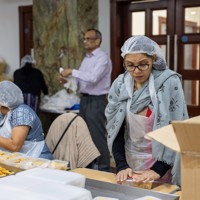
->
[19, 5, 33, 59]
[110, 0, 200, 117]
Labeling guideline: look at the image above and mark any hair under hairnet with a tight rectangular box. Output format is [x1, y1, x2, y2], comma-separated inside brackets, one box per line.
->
[0, 81, 24, 109]
[121, 35, 167, 70]
[21, 55, 35, 68]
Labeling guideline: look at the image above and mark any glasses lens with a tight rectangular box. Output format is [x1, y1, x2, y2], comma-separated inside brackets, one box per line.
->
[83, 37, 97, 41]
[124, 63, 149, 72]
[138, 64, 149, 71]
[123, 63, 133, 71]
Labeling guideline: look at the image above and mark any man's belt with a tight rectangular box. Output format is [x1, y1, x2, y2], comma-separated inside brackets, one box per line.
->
[81, 93, 107, 97]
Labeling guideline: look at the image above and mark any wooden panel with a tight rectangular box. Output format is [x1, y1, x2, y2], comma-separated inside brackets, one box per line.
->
[19, 6, 33, 59]
[110, 0, 200, 117]
[71, 168, 180, 194]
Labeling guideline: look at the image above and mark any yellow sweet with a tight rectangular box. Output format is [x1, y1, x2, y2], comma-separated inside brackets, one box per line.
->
[0, 166, 14, 177]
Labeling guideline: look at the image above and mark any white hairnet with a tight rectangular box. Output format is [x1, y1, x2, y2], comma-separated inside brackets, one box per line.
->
[21, 55, 35, 68]
[121, 35, 166, 70]
[0, 81, 24, 109]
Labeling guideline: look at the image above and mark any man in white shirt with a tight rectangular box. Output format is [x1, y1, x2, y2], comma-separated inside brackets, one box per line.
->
[60, 29, 112, 172]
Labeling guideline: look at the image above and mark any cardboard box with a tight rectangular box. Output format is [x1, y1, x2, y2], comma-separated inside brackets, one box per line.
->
[146, 115, 200, 200]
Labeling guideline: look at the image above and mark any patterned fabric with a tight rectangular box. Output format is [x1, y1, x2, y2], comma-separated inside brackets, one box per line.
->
[46, 113, 100, 169]
[105, 68, 189, 185]
[2, 104, 53, 159]
[23, 93, 39, 112]
[10, 104, 42, 141]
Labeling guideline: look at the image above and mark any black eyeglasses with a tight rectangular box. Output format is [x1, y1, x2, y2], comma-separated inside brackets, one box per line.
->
[83, 37, 97, 41]
[123, 62, 150, 72]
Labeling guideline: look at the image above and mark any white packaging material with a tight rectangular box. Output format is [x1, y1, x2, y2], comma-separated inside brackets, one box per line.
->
[16, 167, 86, 187]
[0, 175, 51, 189]
[40, 88, 80, 112]
[28, 182, 92, 200]
[0, 186, 55, 200]
[0, 176, 92, 200]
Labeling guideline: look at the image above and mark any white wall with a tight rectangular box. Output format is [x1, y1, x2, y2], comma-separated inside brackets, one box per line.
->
[98, 0, 110, 56]
[0, 0, 32, 77]
[0, 0, 110, 78]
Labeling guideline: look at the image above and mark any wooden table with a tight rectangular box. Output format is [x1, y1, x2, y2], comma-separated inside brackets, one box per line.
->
[71, 168, 182, 199]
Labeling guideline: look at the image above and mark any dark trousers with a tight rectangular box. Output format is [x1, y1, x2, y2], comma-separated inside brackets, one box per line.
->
[79, 94, 110, 172]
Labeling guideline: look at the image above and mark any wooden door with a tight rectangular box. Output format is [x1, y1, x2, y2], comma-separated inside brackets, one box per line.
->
[19, 5, 33, 59]
[175, 0, 200, 117]
[110, 0, 200, 117]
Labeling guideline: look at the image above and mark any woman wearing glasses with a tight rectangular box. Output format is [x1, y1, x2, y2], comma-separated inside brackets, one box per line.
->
[105, 35, 188, 186]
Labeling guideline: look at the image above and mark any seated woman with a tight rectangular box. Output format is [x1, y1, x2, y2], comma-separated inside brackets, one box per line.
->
[46, 112, 100, 170]
[0, 81, 53, 159]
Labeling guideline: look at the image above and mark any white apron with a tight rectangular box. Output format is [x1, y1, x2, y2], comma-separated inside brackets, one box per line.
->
[125, 74, 157, 171]
[0, 112, 44, 157]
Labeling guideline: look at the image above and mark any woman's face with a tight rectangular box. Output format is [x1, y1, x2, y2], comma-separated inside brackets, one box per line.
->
[124, 53, 155, 87]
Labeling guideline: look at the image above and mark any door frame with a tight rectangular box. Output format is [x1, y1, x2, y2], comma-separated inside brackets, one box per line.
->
[110, 0, 175, 81]
[19, 5, 33, 60]
[110, 0, 132, 81]
[110, 0, 200, 117]
[176, 0, 200, 116]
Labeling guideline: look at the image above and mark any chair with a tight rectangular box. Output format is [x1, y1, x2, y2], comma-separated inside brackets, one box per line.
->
[45, 112, 100, 170]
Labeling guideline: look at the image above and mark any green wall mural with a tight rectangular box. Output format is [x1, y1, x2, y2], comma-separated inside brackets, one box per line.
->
[33, 0, 98, 94]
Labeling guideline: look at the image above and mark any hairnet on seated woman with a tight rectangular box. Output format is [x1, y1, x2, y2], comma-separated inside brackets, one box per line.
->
[0, 81, 24, 110]
[121, 35, 167, 70]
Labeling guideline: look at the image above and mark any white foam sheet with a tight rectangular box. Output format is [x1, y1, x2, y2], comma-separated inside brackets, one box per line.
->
[28, 182, 92, 200]
[0, 175, 92, 200]
[16, 167, 86, 188]
[0, 185, 55, 200]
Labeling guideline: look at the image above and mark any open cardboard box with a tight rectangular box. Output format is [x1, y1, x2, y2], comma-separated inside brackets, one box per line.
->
[146, 115, 200, 200]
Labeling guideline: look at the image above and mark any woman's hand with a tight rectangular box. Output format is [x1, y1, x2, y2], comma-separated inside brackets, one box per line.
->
[116, 168, 133, 184]
[132, 169, 160, 183]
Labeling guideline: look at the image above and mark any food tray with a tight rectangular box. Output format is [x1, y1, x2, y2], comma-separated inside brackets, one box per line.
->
[0, 151, 22, 162]
[48, 159, 70, 170]
[0, 162, 24, 178]
[85, 179, 179, 200]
